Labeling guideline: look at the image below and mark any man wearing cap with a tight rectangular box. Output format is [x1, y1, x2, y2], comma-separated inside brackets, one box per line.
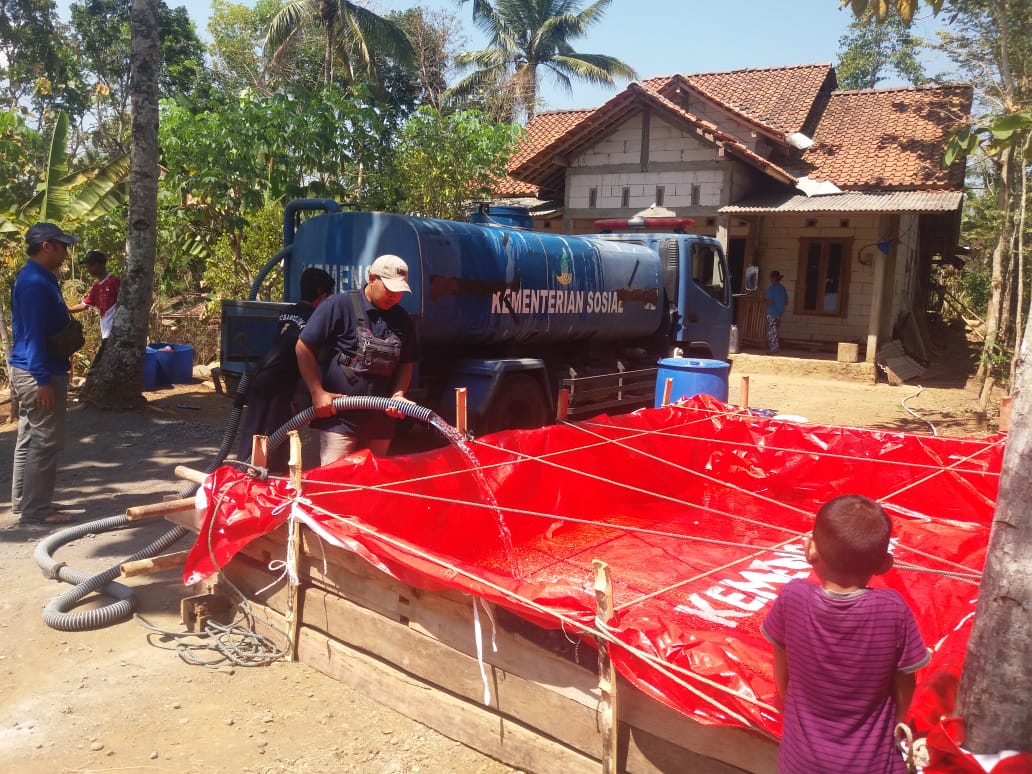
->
[68, 250, 121, 362]
[296, 255, 419, 464]
[8, 222, 80, 525]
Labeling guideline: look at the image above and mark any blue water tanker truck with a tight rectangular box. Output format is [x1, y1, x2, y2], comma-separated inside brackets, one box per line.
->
[222, 200, 751, 435]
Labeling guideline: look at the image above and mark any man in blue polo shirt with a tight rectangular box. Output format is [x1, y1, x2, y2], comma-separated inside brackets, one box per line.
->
[9, 222, 79, 525]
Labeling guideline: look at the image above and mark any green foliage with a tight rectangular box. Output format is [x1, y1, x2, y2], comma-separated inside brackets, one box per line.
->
[841, 0, 946, 24]
[835, 14, 927, 89]
[0, 110, 40, 220]
[208, 0, 305, 95]
[159, 84, 388, 223]
[0, 112, 129, 239]
[264, 0, 415, 87]
[383, 7, 456, 111]
[0, 0, 88, 120]
[158, 84, 391, 298]
[391, 107, 522, 220]
[449, 0, 637, 121]
[205, 200, 285, 304]
[70, 0, 211, 155]
[945, 112, 1032, 166]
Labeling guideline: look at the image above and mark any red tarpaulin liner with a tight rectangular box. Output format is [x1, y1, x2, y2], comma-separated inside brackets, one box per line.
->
[186, 395, 1013, 764]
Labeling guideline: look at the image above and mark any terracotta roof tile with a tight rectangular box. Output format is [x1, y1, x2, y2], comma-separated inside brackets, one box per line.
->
[492, 176, 540, 197]
[496, 65, 972, 199]
[800, 85, 973, 190]
[644, 63, 835, 135]
[511, 109, 592, 166]
[495, 109, 592, 197]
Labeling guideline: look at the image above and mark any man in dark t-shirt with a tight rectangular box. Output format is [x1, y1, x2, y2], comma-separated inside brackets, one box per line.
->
[238, 267, 334, 470]
[296, 254, 418, 465]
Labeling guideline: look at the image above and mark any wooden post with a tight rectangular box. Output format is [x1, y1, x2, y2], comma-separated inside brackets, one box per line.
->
[1000, 396, 1013, 432]
[251, 434, 269, 469]
[125, 497, 197, 521]
[455, 387, 468, 437]
[173, 465, 206, 485]
[740, 375, 750, 409]
[120, 550, 191, 578]
[593, 559, 619, 774]
[866, 250, 888, 364]
[661, 377, 674, 407]
[285, 430, 304, 662]
[557, 387, 570, 420]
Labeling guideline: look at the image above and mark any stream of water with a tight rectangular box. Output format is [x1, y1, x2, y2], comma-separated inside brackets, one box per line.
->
[429, 416, 523, 579]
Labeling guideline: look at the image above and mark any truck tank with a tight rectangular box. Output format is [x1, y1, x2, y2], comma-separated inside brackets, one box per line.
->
[287, 211, 664, 346]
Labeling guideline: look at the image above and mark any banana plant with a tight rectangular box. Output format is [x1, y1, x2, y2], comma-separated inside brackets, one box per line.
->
[0, 112, 130, 237]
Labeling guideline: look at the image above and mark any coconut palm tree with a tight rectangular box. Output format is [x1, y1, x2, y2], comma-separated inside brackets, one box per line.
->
[264, 0, 415, 87]
[448, 0, 637, 121]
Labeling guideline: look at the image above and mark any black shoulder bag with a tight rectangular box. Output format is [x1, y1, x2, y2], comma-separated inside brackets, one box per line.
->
[47, 316, 86, 359]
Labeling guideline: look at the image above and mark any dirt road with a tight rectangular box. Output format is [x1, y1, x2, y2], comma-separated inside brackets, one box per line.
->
[0, 327, 1003, 773]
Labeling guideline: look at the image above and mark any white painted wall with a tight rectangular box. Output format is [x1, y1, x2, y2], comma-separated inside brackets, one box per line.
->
[567, 114, 724, 211]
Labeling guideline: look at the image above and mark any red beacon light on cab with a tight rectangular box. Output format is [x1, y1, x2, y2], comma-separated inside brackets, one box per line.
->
[593, 216, 695, 232]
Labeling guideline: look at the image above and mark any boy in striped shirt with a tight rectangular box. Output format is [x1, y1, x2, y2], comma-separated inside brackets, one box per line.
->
[762, 495, 930, 773]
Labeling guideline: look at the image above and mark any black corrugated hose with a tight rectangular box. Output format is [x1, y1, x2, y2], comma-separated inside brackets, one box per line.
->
[35, 393, 446, 631]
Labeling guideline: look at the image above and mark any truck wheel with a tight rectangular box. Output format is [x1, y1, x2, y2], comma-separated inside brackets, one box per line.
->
[482, 374, 552, 434]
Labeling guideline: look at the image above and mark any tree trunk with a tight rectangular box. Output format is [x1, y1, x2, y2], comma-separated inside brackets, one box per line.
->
[324, 17, 335, 85]
[1010, 130, 1030, 388]
[978, 145, 1015, 386]
[80, 0, 160, 408]
[956, 310, 1032, 751]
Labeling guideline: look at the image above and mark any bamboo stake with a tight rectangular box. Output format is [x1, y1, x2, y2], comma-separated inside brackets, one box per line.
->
[1000, 396, 1013, 432]
[125, 497, 197, 521]
[251, 434, 269, 468]
[661, 377, 674, 407]
[285, 430, 304, 662]
[120, 550, 191, 578]
[455, 388, 468, 437]
[740, 375, 750, 409]
[174, 465, 206, 485]
[593, 559, 619, 774]
[557, 387, 570, 420]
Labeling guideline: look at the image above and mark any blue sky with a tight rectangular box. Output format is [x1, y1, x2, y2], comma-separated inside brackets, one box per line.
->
[157, 0, 957, 111]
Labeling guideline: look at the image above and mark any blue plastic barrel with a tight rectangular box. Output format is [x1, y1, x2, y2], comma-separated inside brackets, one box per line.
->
[654, 357, 730, 407]
[143, 346, 159, 389]
[148, 343, 195, 384]
[469, 205, 534, 230]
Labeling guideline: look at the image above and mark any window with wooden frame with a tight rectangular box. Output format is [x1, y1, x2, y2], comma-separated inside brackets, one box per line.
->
[797, 238, 851, 316]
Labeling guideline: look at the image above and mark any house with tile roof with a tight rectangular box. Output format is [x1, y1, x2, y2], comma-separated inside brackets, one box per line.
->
[498, 63, 973, 363]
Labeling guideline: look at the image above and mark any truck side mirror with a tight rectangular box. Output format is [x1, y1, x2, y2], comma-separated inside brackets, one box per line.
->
[744, 265, 759, 292]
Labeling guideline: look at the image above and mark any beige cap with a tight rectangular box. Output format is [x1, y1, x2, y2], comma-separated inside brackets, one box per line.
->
[369, 254, 411, 293]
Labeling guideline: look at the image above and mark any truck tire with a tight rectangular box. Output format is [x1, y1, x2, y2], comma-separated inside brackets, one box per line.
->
[481, 374, 552, 435]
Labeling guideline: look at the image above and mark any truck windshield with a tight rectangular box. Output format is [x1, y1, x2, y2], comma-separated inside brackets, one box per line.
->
[691, 244, 728, 304]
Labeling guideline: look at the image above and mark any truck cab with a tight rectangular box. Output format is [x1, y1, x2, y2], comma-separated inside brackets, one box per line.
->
[592, 232, 733, 361]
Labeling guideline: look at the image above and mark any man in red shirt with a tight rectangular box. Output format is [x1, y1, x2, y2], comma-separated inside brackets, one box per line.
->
[68, 250, 120, 362]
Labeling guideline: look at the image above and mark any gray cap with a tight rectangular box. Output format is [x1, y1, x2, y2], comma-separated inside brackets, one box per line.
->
[26, 222, 79, 247]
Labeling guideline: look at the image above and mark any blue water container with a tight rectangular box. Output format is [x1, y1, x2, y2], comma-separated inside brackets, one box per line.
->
[654, 357, 730, 407]
[149, 343, 195, 384]
[143, 346, 159, 389]
[469, 205, 534, 230]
